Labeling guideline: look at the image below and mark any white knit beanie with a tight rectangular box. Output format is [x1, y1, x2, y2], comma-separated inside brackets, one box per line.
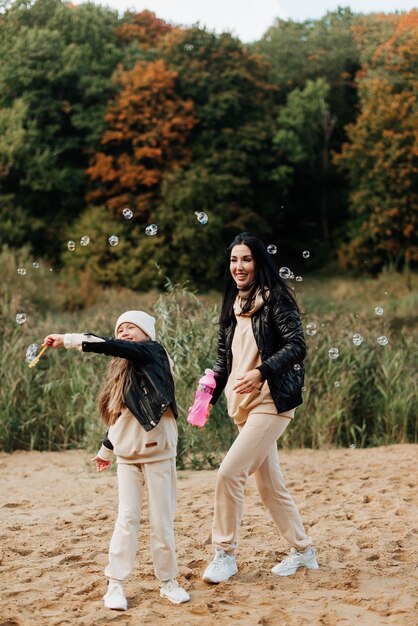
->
[115, 310, 156, 340]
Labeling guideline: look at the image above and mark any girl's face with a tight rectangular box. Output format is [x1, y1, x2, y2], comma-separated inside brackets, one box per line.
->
[230, 244, 256, 290]
[117, 322, 149, 342]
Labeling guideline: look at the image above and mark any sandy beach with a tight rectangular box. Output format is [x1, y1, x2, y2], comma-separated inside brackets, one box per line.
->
[1, 444, 417, 626]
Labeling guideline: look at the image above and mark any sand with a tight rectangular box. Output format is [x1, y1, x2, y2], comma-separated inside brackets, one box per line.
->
[0, 444, 417, 626]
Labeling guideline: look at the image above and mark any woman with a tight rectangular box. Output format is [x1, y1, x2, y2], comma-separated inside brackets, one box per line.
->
[202, 232, 318, 583]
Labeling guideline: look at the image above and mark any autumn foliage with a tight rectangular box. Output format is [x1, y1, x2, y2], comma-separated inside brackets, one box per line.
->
[87, 59, 196, 218]
[336, 10, 418, 270]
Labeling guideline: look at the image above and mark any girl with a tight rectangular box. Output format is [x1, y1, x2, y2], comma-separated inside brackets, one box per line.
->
[201, 233, 318, 583]
[43, 310, 190, 611]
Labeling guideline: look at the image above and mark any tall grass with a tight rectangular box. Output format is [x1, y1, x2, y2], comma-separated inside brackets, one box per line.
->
[0, 246, 417, 467]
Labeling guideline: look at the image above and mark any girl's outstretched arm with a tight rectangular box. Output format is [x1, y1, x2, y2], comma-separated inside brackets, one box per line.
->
[43, 334, 65, 348]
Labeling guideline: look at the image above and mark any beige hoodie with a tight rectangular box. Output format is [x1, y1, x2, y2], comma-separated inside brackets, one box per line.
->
[224, 291, 295, 425]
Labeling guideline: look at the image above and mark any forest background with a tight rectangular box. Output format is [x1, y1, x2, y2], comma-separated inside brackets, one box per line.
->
[0, 0, 417, 464]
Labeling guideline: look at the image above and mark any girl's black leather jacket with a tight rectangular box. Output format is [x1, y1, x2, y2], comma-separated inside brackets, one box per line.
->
[82, 335, 178, 432]
[211, 295, 306, 413]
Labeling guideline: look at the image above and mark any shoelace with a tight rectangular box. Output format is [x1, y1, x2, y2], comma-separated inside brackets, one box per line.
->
[163, 580, 179, 592]
[211, 552, 230, 570]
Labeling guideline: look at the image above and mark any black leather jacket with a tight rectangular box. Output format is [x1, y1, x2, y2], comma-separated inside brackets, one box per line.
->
[82, 335, 178, 435]
[211, 295, 306, 413]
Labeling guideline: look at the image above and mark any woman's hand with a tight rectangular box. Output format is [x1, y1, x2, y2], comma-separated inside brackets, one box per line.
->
[43, 334, 65, 348]
[233, 369, 263, 394]
[91, 455, 111, 473]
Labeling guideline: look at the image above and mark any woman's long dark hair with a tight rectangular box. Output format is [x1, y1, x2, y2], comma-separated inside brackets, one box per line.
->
[219, 232, 299, 325]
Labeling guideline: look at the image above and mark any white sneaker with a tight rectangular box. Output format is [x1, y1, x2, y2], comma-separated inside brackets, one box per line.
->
[160, 579, 190, 604]
[271, 547, 319, 576]
[103, 580, 128, 610]
[202, 548, 238, 583]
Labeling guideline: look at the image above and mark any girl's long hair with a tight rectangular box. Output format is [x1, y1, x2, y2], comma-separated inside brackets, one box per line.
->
[219, 232, 300, 325]
[97, 357, 132, 426]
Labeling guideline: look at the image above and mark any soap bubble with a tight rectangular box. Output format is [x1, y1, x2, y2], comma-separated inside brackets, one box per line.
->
[279, 266, 291, 279]
[108, 235, 119, 246]
[302, 386, 307, 392]
[374, 306, 384, 316]
[17, 268, 27, 276]
[302, 250, 310, 258]
[334, 381, 340, 388]
[195, 211, 208, 225]
[25, 343, 38, 364]
[377, 335, 389, 346]
[16, 313, 27, 325]
[295, 276, 303, 282]
[349, 444, 356, 449]
[145, 224, 158, 236]
[122, 207, 133, 220]
[306, 322, 317, 336]
[328, 347, 339, 360]
[352, 333, 363, 346]
[293, 364, 301, 371]
[32, 262, 39, 269]
[267, 244, 277, 255]
[67, 240, 76, 252]
[80, 235, 90, 246]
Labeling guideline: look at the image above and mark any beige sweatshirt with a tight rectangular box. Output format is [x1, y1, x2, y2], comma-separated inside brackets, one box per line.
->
[63, 332, 177, 464]
[224, 293, 295, 425]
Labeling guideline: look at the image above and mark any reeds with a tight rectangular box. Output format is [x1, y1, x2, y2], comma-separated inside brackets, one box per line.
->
[1, 247, 417, 467]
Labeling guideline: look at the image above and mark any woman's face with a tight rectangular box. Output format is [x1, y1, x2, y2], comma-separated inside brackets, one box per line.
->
[230, 244, 256, 290]
[117, 322, 149, 342]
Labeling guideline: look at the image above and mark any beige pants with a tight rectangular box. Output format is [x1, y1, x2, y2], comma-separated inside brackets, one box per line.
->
[105, 458, 178, 582]
[212, 411, 312, 554]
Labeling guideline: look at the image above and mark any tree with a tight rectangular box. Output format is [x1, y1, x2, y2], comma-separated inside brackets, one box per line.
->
[274, 79, 337, 244]
[0, 0, 123, 258]
[335, 10, 418, 271]
[86, 58, 196, 218]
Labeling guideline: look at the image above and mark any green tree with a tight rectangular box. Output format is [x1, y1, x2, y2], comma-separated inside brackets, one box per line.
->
[0, 0, 123, 258]
[335, 11, 418, 271]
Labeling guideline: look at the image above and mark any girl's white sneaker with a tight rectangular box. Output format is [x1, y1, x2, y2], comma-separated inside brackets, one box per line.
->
[271, 547, 319, 576]
[160, 579, 190, 604]
[103, 580, 128, 610]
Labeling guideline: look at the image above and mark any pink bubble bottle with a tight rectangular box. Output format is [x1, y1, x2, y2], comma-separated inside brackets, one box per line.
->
[187, 369, 216, 428]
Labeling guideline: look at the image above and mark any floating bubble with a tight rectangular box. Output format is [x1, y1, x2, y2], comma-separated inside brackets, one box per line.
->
[352, 333, 363, 346]
[267, 245, 277, 255]
[302, 250, 310, 259]
[80, 235, 90, 246]
[17, 268, 27, 276]
[25, 343, 38, 364]
[289, 272, 295, 279]
[350, 444, 356, 449]
[328, 347, 339, 360]
[374, 306, 384, 316]
[16, 313, 27, 325]
[302, 386, 307, 392]
[279, 266, 291, 279]
[67, 240, 76, 252]
[334, 381, 340, 388]
[295, 276, 303, 282]
[195, 211, 208, 225]
[145, 224, 158, 236]
[293, 364, 301, 371]
[377, 335, 389, 346]
[306, 322, 317, 336]
[122, 208, 133, 220]
[32, 262, 39, 269]
[108, 235, 119, 246]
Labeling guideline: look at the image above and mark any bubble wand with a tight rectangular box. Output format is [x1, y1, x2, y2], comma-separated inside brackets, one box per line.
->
[27, 345, 48, 368]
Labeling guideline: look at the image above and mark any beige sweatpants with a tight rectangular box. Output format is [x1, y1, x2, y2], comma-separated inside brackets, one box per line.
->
[212, 411, 312, 554]
[104, 458, 178, 582]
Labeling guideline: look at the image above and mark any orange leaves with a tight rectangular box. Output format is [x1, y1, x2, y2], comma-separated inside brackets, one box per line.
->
[86, 58, 196, 216]
[336, 10, 418, 271]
